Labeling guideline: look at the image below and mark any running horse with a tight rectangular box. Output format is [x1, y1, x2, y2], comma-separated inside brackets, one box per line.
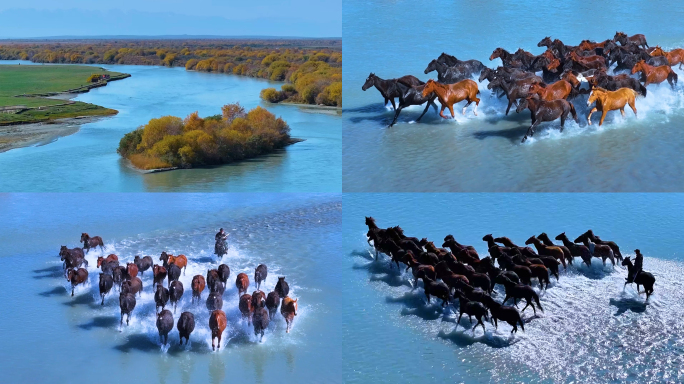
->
[586, 87, 637, 126]
[614, 32, 649, 49]
[362, 73, 424, 110]
[631, 60, 678, 88]
[650, 46, 684, 69]
[516, 95, 578, 143]
[80, 233, 105, 254]
[528, 80, 575, 101]
[622, 256, 655, 301]
[422, 79, 480, 119]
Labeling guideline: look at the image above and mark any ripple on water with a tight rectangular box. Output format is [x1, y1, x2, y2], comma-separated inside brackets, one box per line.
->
[354, 244, 684, 384]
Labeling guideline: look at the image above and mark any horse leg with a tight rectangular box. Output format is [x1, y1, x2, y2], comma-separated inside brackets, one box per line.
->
[448, 104, 456, 119]
[560, 113, 566, 132]
[599, 110, 607, 126]
[629, 100, 637, 116]
[389, 106, 403, 127]
[462, 100, 472, 116]
[390, 98, 397, 111]
[587, 107, 597, 125]
[456, 312, 463, 328]
[439, 105, 448, 119]
[521, 300, 530, 313]
[416, 103, 431, 122]
[473, 97, 480, 116]
[620, 107, 625, 118]
[505, 98, 513, 115]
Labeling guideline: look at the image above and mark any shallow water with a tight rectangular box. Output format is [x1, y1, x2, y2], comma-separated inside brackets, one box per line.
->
[0, 193, 341, 383]
[343, 1, 684, 191]
[343, 193, 684, 383]
[0, 61, 341, 192]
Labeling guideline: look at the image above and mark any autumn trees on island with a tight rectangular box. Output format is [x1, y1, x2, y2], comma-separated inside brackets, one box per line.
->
[117, 104, 295, 170]
[0, 40, 341, 107]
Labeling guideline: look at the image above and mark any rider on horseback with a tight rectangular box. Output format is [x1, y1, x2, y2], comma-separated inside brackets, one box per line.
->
[626, 249, 643, 283]
[214, 228, 228, 256]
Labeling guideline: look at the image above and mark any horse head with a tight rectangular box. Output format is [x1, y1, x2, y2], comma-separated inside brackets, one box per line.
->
[538, 36, 552, 48]
[361, 73, 376, 91]
[554, 232, 566, 241]
[421, 80, 437, 97]
[80, 233, 89, 243]
[621, 256, 632, 267]
[424, 59, 440, 74]
[631, 60, 646, 74]
[489, 48, 503, 61]
[524, 236, 537, 246]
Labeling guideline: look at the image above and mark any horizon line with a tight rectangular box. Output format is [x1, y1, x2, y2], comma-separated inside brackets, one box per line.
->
[0, 34, 342, 40]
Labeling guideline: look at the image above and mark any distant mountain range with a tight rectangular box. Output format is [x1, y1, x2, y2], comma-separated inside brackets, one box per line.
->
[0, 8, 341, 38]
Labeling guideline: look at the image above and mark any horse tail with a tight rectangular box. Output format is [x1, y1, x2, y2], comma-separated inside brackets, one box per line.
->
[569, 102, 578, 122]
[668, 70, 678, 86]
[638, 83, 647, 97]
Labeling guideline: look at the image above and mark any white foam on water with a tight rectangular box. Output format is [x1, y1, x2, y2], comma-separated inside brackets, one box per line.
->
[62, 232, 306, 353]
[355, 235, 684, 383]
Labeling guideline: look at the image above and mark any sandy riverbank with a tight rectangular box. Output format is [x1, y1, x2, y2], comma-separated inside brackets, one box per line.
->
[0, 115, 104, 153]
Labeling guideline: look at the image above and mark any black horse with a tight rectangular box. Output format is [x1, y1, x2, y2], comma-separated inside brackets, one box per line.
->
[362, 73, 424, 110]
[622, 257, 655, 301]
[424, 59, 471, 84]
[388, 81, 439, 127]
[436, 53, 485, 74]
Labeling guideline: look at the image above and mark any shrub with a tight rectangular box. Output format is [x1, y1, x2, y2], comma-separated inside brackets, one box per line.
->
[118, 103, 292, 170]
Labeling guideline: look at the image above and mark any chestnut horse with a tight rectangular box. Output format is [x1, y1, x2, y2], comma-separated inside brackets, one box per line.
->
[209, 310, 227, 351]
[160, 252, 188, 275]
[236, 273, 250, 297]
[191, 275, 206, 304]
[281, 296, 299, 333]
[650, 46, 684, 69]
[569, 51, 607, 70]
[97, 254, 118, 268]
[586, 87, 637, 126]
[528, 81, 574, 101]
[422, 79, 480, 118]
[631, 60, 678, 88]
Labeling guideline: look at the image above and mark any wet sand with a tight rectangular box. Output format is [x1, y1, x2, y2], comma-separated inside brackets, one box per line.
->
[0, 115, 104, 153]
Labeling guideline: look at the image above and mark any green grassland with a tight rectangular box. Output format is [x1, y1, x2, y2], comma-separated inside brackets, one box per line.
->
[0, 65, 127, 124]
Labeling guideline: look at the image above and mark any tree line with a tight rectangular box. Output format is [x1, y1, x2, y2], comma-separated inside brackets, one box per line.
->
[0, 39, 341, 107]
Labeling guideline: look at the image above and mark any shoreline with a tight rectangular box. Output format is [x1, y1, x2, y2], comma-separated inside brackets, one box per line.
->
[266, 101, 342, 115]
[0, 115, 107, 153]
[124, 137, 306, 174]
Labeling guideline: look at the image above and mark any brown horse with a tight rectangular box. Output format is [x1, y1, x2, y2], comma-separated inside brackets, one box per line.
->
[160, 252, 188, 275]
[239, 294, 254, 325]
[631, 60, 678, 88]
[236, 273, 250, 297]
[191, 275, 206, 304]
[209, 310, 227, 351]
[251, 290, 266, 310]
[516, 96, 578, 143]
[587, 87, 637, 126]
[152, 264, 167, 291]
[281, 296, 298, 333]
[614, 32, 648, 49]
[67, 268, 88, 296]
[528, 81, 574, 100]
[569, 51, 607, 70]
[422, 79, 480, 118]
[80, 233, 104, 253]
[97, 254, 118, 268]
[525, 236, 567, 269]
[650, 46, 684, 69]
[125, 263, 138, 280]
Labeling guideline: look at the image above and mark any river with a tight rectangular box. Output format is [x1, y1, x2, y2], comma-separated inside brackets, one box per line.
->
[0, 193, 341, 383]
[0, 61, 341, 192]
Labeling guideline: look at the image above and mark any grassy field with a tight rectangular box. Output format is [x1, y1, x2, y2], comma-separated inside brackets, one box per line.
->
[0, 65, 128, 125]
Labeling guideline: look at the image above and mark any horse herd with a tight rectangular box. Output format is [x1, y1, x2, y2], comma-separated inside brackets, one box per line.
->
[364, 217, 656, 334]
[58, 233, 299, 351]
[362, 31, 683, 142]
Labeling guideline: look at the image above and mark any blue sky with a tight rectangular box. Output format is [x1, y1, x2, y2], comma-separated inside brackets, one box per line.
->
[0, 1, 341, 38]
